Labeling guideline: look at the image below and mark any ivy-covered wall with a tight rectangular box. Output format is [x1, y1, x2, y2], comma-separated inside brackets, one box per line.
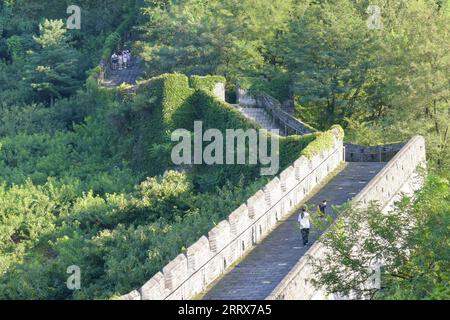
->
[190, 75, 226, 92]
[301, 125, 344, 159]
[107, 73, 343, 190]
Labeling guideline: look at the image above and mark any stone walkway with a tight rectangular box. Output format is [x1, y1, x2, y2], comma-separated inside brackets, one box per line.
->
[236, 107, 285, 135]
[100, 59, 144, 88]
[202, 162, 386, 300]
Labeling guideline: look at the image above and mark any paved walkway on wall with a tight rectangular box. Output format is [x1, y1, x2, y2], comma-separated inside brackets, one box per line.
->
[236, 107, 285, 135]
[202, 162, 386, 300]
[100, 59, 144, 88]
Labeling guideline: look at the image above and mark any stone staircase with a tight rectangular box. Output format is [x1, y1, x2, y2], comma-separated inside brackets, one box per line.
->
[282, 99, 295, 116]
[236, 106, 284, 134]
[202, 162, 386, 300]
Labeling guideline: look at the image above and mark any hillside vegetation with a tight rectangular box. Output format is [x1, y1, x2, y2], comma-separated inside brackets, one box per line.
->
[0, 70, 326, 299]
[0, 0, 448, 299]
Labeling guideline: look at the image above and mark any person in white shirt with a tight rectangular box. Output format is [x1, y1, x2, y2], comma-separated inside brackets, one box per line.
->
[122, 50, 128, 69]
[127, 50, 132, 65]
[298, 207, 311, 246]
[118, 54, 123, 70]
[111, 53, 118, 70]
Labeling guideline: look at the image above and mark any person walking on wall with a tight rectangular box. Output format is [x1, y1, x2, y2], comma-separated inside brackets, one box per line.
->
[122, 50, 128, 69]
[298, 207, 311, 246]
[127, 49, 132, 66]
[318, 200, 328, 216]
[124, 49, 132, 66]
[118, 53, 123, 70]
[111, 52, 118, 70]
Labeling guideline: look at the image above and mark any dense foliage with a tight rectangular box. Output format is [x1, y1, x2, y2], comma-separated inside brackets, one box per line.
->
[0, 0, 448, 299]
[310, 175, 449, 300]
[136, 0, 450, 176]
[0, 68, 317, 298]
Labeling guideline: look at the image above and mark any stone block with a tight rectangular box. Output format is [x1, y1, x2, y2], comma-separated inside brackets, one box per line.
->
[213, 82, 225, 102]
[228, 204, 251, 236]
[186, 236, 212, 273]
[120, 290, 141, 300]
[247, 190, 266, 219]
[140, 272, 166, 300]
[163, 254, 188, 292]
[208, 220, 232, 253]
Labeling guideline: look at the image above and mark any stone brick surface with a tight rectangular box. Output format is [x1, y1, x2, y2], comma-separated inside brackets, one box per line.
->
[203, 162, 385, 300]
[266, 136, 426, 300]
[140, 272, 166, 300]
[163, 254, 189, 292]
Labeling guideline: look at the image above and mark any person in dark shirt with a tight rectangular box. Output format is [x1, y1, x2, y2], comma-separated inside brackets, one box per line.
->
[318, 200, 327, 215]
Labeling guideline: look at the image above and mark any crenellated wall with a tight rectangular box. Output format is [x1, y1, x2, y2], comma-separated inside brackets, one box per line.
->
[266, 135, 427, 300]
[352, 136, 426, 208]
[345, 142, 406, 162]
[120, 128, 345, 300]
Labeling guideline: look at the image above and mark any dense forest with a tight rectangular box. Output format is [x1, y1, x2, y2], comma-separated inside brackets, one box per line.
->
[0, 0, 448, 299]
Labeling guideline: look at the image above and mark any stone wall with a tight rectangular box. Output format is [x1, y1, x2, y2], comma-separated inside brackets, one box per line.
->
[213, 82, 226, 102]
[266, 135, 426, 300]
[236, 86, 257, 107]
[345, 142, 405, 162]
[254, 93, 315, 136]
[120, 130, 345, 300]
[236, 88, 315, 136]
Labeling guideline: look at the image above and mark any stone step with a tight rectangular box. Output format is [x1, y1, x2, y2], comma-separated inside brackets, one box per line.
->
[236, 107, 284, 135]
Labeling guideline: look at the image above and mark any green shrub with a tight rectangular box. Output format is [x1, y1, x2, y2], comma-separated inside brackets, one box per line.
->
[330, 124, 345, 141]
[279, 133, 317, 168]
[158, 73, 195, 130]
[301, 125, 344, 159]
[0, 71, 324, 300]
[238, 74, 291, 101]
[190, 75, 226, 92]
[102, 32, 121, 61]
[86, 66, 102, 92]
[238, 76, 270, 94]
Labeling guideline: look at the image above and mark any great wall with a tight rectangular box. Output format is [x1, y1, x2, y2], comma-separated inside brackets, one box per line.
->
[96, 61, 427, 301]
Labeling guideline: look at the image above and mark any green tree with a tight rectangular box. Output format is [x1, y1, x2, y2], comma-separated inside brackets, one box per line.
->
[310, 175, 450, 300]
[137, 0, 294, 80]
[382, 0, 450, 173]
[24, 19, 82, 105]
[281, 0, 382, 128]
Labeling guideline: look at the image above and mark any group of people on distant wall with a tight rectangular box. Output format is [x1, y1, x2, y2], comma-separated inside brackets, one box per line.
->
[111, 49, 132, 70]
